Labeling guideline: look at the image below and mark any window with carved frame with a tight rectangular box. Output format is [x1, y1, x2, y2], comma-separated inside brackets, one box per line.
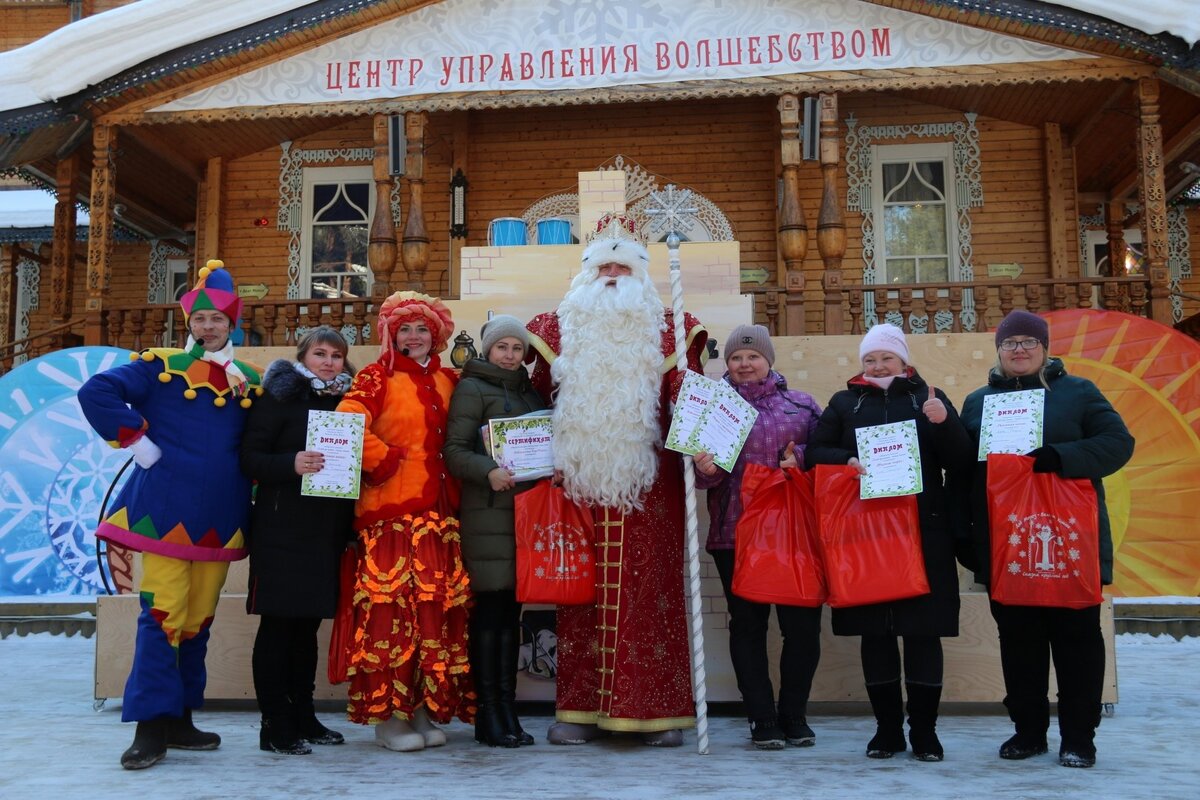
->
[299, 166, 374, 300]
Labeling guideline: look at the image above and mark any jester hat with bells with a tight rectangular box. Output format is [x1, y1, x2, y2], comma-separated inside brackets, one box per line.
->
[377, 290, 455, 372]
[180, 259, 242, 328]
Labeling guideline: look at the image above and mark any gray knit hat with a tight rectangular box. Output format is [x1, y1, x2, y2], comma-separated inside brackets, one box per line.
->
[480, 314, 529, 358]
[724, 324, 775, 366]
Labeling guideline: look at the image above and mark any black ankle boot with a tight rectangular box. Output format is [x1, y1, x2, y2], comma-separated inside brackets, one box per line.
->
[165, 708, 221, 750]
[498, 626, 534, 746]
[906, 683, 944, 762]
[291, 701, 345, 745]
[471, 627, 519, 748]
[121, 719, 168, 770]
[865, 681, 906, 759]
[260, 717, 312, 755]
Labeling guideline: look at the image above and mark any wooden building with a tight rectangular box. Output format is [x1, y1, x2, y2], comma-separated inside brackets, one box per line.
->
[1, 0, 1199, 361]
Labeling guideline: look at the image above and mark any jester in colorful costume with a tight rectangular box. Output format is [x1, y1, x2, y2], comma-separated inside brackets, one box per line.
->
[79, 260, 262, 770]
[335, 291, 473, 752]
[526, 215, 707, 746]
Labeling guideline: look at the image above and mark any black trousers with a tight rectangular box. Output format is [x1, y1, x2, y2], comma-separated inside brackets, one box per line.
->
[252, 615, 322, 718]
[710, 549, 822, 723]
[860, 633, 944, 687]
[989, 600, 1104, 745]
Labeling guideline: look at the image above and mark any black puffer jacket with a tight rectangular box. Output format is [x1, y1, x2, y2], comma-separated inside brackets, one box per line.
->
[442, 357, 545, 592]
[240, 360, 355, 618]
[806, 369, 973, 637]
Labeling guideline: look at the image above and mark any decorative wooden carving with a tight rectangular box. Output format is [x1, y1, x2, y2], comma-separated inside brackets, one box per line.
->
[1105, 200, 1127, 278]
[1135, 78, 1171, 325]
[50, 154, 79, 324]
[816, 93, 845, 335]
[777, 94, 808, 334]
[401, 112, 430, 292]
[369, 114, 399, 298]
[85, 124, 116, 345]
[0, 246, 16, 348]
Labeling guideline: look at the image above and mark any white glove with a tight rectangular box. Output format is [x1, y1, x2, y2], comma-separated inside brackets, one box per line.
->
[127, 436, 162, 469]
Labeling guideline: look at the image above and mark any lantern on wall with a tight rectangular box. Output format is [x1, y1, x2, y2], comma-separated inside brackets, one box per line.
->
[450, 168, 468, 239]
[450, 329, 477, 368]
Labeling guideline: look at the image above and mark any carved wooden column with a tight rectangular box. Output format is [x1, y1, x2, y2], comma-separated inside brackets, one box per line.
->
[201, 157, 223, 263]
[84, 124, 116, 345]
[0, 246, 17, 351]
[368, 113, 398, 298]
[1136, 77, 1171, 324]
[1044, 123, 1068, 279]
[50, 154, 79, 326]
[777, 95, 808, 335]
[816, 93, 846, 334]
[1104, 200, 1126, 278]
[401, 111, 430, 292]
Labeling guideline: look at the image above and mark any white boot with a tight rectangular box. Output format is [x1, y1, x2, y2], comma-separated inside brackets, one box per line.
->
[411, 706, 447, 748]
[374, 716, 425, 752]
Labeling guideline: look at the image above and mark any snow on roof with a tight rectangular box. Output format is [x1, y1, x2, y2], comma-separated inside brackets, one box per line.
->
[0, 0, 1196, 116]
[0, 0, 311, 112]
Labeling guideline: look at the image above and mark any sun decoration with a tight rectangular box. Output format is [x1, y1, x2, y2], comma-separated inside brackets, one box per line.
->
[1044, 310, 1200, 596]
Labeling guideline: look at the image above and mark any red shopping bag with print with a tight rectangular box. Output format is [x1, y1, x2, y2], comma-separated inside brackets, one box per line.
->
[326, 545, 358, 685]
[814, 465, 928, 608]
[514, 480, 596, 605]
[986, 453, 1101, 609]
[732, 464, 826, 606]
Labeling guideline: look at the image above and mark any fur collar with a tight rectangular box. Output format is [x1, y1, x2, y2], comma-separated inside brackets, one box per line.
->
[261, 359, 313, 402]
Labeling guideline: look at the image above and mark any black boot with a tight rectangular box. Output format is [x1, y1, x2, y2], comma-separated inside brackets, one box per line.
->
[165, 708, 221, 750]
[498, 625, 535, 746]
[865, 681, 906, 759]
[260, 716, 312, 755]
[1000, 694, 1050, 759]
[906, 683, 944, 762]
[121, 719, 168, 770]
[471, 627, 519, 748]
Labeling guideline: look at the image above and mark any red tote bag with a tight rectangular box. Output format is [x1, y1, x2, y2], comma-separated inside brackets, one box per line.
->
[814, 465, 929, 608]
[986, 453, 1102, 609]
[732, 464, 826, 606]
[513, 480, 596, 605]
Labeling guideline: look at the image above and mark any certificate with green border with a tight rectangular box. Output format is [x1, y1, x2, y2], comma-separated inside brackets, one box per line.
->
[301, 410, 365, 499]
[855, 419, 923, 499]
[978, 389, 1045, 461]
[489, 415, 555, 481]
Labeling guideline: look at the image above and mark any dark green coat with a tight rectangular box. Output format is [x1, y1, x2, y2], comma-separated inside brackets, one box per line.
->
[442, 357, 545, 592]
[955, 358, 1134, 586]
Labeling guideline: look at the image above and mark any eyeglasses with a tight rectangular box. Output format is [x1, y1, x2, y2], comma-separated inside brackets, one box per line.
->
[999, 338, 1041, 351]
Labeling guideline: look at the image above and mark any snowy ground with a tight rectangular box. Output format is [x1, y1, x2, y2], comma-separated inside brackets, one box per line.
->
[1, 632, 1197, 800]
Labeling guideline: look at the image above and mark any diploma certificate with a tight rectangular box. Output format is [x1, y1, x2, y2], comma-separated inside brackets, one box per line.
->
[855, 419, 923, 499]
[667, 377, 758, 472]
[489, 415, 555, 481]
[977, 389, 1045, 461]
[665, 371, 720, 453]
[301, 410, 365, 499]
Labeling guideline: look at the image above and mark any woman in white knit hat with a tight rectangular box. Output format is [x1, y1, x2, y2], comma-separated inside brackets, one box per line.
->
[806, 323, 973, 762]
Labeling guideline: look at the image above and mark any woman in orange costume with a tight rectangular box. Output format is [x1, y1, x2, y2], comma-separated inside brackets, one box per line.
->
[336, 291, 473, 752]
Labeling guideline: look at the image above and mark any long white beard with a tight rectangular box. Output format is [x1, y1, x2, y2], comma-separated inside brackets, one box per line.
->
[553, 275, 665, 512]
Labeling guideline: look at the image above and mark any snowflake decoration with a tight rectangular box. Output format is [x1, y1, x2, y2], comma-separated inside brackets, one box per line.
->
[533, 540, 545, 552]
[535, 566, 546, 578]
[579, 553, 590, 564]
[644, 185, 699, 241]
[1019, 550, 1027, 558]
[1067, 517, 1077, 526]
[1008, 514, 1019, 523]
[1068, 548, 1080, 561]
[1057, 561, 1066, 570]
[1069, 532, 1079, 541]
[1009, 533, 1021, 546]
[1008, 561, 1020, 574]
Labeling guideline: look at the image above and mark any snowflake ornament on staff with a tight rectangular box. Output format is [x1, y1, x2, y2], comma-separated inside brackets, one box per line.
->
[646, 184, 710, 755]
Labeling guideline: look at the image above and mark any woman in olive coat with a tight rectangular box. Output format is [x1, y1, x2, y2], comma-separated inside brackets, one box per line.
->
[240, 326, 356, 755]
[443, 315, 545, 748]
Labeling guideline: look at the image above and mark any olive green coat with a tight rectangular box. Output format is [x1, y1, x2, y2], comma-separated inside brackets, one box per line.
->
[443, 357, 545, 591]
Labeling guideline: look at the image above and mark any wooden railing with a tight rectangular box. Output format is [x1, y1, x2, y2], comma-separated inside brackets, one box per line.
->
[0, 318, 85, 375]
[745, 275, 1154, 336]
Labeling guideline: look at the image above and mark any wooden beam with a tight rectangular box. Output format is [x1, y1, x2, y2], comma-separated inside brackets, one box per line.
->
[1067, 82, 1130, 148]
[1044, 123, 1068, 279]
[368, 113, 398, 298]
[1105, 200, 1127, 278]
[84, 124, 116, 345]
[1134, 78, 1171, 326]
[202, 157, 222, 263]
[816, 93, 845, 335]
[0, 246, 16, 349]
[1112, 112, 1200, 200]
[121, 126, 203, 183]
[401, 112, 429, 292]
[50, 154, 79, 322]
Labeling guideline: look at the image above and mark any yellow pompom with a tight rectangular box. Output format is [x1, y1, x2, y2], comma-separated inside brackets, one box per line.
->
[141, 351, 155, 362]
[157, 372, 171, 383]
[255, 386, 264, 396]
[128, 352, 139, 361]
[198, 267, 211, 279]
[206, 258, 223, 270]
[214, 396, 227, 408]
[184, 388, 197, 400]
[240, 398, 252, 409]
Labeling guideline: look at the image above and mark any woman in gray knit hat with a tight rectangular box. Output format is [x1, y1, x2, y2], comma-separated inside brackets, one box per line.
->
[443, 314, 545, 748]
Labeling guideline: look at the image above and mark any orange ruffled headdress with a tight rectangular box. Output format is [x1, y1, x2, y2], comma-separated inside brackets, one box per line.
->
[377, 290, 455, 370]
